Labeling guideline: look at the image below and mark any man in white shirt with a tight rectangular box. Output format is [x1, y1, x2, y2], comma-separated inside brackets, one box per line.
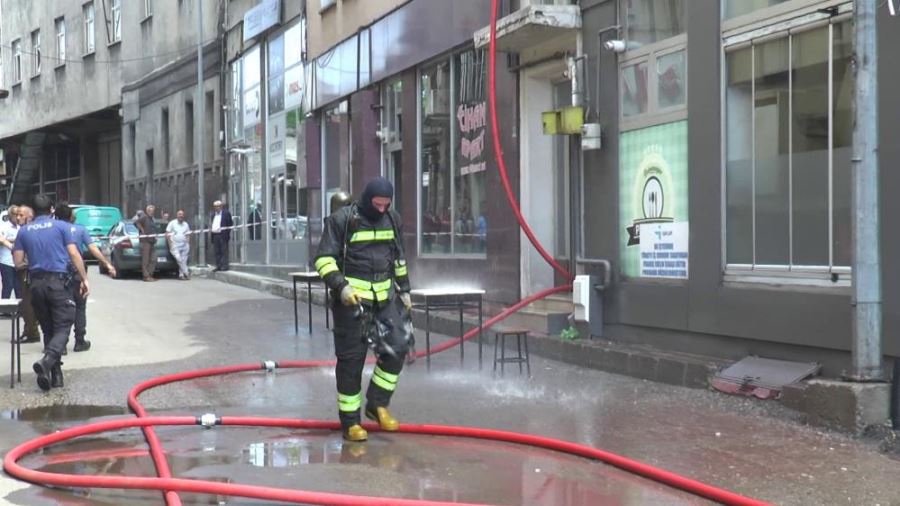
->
[0, 206, 21, 299]
[166, 210, 191, 280]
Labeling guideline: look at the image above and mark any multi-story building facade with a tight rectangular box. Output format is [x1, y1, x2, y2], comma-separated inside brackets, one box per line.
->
[0, 0, 221, 228]
[538, 0, 897, 378]
[0, 0, 127, 206]
[119, 0, 223, 225]
[3, 0, 900, 384]
[262, 0, 896, 379]
[301, 0, 521, 303]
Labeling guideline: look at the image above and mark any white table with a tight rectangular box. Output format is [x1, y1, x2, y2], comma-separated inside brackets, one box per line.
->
[409, 289, 485, 370]
[1, 299, 22, 388]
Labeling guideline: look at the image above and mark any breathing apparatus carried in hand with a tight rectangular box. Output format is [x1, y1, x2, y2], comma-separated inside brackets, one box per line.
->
[350, 280, 415, 360]
[353, 303, 398, 359]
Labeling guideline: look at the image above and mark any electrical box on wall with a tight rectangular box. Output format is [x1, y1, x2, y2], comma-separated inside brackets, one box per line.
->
[542, 111, 560, 135]
[542, 106, 584, 136]
[581, 123, 602, 151]
[559, 106, 584, 135]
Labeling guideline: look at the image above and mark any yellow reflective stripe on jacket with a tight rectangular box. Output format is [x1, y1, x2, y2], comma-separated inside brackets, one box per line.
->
[346, 277, 392, 302]
[371, 366, 399, 392]
[337, 392, 362, 412]
[394, 259, 408, 277]
[349, 229, 395, 243]
[315, 256, 339, 277]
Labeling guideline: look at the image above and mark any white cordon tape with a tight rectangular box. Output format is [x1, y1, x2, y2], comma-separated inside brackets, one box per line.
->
[92, 222, 253, 241]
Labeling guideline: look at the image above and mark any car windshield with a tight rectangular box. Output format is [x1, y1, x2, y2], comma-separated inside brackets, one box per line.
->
[124, 223, 140, 236]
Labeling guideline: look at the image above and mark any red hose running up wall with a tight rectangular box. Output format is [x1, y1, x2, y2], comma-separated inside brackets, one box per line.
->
[2, 2, 772, 505]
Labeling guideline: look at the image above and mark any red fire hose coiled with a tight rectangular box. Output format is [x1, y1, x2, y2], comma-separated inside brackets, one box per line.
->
[1, 2, 771, 505]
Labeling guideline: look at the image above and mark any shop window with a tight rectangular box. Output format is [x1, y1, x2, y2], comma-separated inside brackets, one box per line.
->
[381, 79, 403, 212]
[623, 0, 685, 49]
[621, 62, 648, 117]
[419, 48, 487, 256]
[618, 0, 686, 130]
[229, 60, 243, 142]
[322, 101, 351, 216]
[722, 0, 791, 20]
[237, 45, 264, 243]
[724, 21, 851, 276]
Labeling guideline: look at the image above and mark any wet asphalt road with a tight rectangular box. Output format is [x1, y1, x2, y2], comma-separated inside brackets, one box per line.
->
[0, 272, 899, 505]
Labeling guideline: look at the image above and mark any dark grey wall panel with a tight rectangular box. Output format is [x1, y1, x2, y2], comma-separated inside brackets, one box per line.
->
[878, 10, 900, 358]
[618, 283, 690, 330]
[580, 0, 862, 356]
[581, 0, 621, 321]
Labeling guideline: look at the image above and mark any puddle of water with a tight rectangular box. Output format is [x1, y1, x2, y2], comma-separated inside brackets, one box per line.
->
[1, 405, 126, 423]
[16, 426, 711, 506]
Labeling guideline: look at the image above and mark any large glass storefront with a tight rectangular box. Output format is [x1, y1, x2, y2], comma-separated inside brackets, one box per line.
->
[724, 18, 851, 276]
[419, 48, 487, 256]
[228, 19, 310, 266]
[268, 21, 309, 264]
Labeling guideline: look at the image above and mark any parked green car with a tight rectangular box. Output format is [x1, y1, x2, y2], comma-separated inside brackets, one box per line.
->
[101, 220, 177, 277]
[71, 205, 123, 261]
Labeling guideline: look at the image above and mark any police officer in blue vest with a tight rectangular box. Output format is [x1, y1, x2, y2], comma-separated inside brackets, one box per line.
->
[55, 203, 116, 355]
[13, 195, 89, 391]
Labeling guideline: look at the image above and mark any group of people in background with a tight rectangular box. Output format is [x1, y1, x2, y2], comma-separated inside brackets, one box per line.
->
[133, 200, 233, 281]
[4, 196, 117, 391]
[0, 196, 236, 391]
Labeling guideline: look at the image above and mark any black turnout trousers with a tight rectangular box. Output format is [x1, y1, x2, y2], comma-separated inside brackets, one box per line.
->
[332, 296, 409, 428]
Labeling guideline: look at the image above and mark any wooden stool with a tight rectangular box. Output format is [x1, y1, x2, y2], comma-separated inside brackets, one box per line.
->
[493, 329, 531, 377]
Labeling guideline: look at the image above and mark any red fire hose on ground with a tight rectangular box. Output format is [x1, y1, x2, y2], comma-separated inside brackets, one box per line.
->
[2, 1, 771, 505]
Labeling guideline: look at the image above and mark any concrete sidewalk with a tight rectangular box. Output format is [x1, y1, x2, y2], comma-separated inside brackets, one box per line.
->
[201, 267, 893, 436]
[202, 268, 719, 386]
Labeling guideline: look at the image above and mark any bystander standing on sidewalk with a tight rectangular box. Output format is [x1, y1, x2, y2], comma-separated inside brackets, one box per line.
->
[0, 205, 21, 299]
[136, 205, 158, 282]
[15, 206, 40, 343]
[166, 210, 191, 280]
[210, 201, 233, 272]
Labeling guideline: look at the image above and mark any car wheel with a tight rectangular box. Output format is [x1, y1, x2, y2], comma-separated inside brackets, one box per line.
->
[98, 261, 108, 275]
[111, 257, 121, 279]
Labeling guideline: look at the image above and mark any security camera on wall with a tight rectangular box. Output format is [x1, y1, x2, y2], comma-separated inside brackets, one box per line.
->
[603, 40, 626, 53]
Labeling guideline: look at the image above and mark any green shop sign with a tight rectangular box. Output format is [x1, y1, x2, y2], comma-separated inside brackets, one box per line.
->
[618, 121, 688, 278]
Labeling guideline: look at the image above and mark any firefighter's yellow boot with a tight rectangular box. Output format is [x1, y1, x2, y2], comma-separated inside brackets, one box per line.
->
[365, 406, 399, 431]
[342, 424, 368, 442]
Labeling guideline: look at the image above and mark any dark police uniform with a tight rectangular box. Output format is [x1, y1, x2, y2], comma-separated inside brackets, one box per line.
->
[68, 223, 92, 347]
[13, 216, 78, 365]
[315, 200, 411, 432]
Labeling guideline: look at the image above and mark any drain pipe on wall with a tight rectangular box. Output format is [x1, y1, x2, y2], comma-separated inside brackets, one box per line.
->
[849, 0, 884, 383]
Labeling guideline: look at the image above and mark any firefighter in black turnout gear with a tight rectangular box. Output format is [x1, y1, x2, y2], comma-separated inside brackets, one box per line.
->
[315, 177, 413, 442]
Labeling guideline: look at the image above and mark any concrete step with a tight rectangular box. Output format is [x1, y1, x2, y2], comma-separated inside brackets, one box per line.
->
[527, 293, 573, 313]
[503, 307, 569, 335]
